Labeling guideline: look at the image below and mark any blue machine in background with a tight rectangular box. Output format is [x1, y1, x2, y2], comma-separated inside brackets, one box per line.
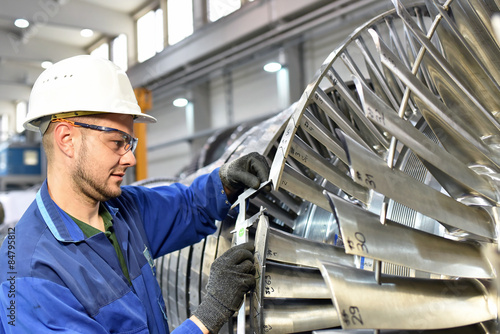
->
[0, 142, 41, 176]
[0, 141, 43, 244]
[0, 141, 44, 191]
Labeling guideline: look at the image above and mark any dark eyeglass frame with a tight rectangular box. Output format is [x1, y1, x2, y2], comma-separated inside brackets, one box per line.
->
[51, 118, 138, 156]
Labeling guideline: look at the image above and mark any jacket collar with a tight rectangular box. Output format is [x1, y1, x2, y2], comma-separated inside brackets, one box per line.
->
[36, 180, 119, 243]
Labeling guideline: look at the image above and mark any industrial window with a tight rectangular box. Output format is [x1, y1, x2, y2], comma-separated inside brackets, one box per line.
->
[90, 42, 109, 60]
[15, 101, 27, 134]
[137, 8, 164, 63]
[207, 0, 256, 22]
[208, 0, 241, 22]
[1, 115, 9, 141]
[112, 34, 128, 70]
[167, 0, 193, 45]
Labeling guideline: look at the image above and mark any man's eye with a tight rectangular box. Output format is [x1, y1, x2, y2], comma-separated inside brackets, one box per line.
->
[109, 133, 127, 143]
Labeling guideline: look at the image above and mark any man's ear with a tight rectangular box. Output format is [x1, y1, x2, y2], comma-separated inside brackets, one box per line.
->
[53, 123, 76, 157]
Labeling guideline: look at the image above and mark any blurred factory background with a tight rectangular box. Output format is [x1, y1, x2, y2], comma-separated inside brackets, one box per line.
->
[0, 0, 395, 183]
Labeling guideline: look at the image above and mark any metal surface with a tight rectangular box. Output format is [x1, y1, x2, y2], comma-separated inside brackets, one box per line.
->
[176, 246, 191, 322]
[251, 212, 269, 334]
[232, 184, 270, 334]
[262, 301, 340, 334]
[264, 0, 500, 331]
[354, 76, 498, 202]
[371, 28, 500, 170]
[340, 131, 495, 239]
[312, 324, 495, 333]
[251, 205, 342, 334]
[151, 0, 500, 332]
[326, 191, 494, 278]
[290, 134, 370, 204]
[188, 240, 205, 313]
[319, 261, 495, 330]
[393, 0, 500, 131]
[166, 250, 179, 328]
[263, 262, 329, 299]
[278, 164, 332, 213]
[265, 222, 356, 269]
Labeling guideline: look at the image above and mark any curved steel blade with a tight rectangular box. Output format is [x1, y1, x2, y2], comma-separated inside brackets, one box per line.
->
[290, 135, 370, 204]
[370, 28, 500, 170]
[279, 164, 332, 212]
[266, 223, 356, 269]
[326, 191, 494, 278]
[263, 262, 330, 299]
[339, 131, 495, 239]
[263, 300, 340, 334]
[319, 262, 495, 330]
[354, 76, 498, 203]
[392, 0, 500, 131]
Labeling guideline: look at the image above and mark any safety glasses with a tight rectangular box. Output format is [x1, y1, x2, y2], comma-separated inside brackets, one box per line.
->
[51, 118, 138, 156]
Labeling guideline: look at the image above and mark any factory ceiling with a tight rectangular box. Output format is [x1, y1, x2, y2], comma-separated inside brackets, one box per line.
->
[0, 0, 393, 104]
[0, 0, 151, 102]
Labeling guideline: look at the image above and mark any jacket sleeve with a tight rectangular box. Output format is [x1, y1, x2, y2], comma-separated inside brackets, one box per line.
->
[0, 277, 112, 333]
[117, 167, 231, 258]
[171, 319, 204, 334]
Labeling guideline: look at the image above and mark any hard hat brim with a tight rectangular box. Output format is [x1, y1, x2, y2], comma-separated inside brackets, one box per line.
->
[24, 111, 157, 133]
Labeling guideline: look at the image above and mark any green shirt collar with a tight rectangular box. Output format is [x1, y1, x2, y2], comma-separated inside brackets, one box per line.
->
[70, 204, 113, 238]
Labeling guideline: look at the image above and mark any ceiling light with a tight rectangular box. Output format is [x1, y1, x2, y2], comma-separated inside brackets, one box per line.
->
[80, 29, 94, 37]
[14, 19, 29, 28]
[263, 62, 282, 73]
[41, 61, 53, 69]
[173, 98, 188, 107]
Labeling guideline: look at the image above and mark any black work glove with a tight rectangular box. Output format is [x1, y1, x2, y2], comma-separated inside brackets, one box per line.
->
[193, 243, 256, 333]
[219, 152, 270, 202]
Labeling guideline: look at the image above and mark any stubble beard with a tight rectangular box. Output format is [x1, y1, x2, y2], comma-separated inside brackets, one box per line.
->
[73, 137, 123, 203]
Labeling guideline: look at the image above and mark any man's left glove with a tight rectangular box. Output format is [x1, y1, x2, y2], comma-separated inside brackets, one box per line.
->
[219, 152, 270, 202]
[193, 243, 256, 333]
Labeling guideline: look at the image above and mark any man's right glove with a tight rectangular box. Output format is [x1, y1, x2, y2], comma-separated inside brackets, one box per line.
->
[193, 243, 256, 333]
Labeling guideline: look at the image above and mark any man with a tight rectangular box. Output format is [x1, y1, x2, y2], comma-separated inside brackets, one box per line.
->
[0, 55, 270, 333]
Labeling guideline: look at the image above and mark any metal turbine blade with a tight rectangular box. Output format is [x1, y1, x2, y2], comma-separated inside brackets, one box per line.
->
[319, 262, 495, 330]
[290, 135, 370, 204]
[262, 262, 330, 299]
[263, 300, 340, 334]
[326, 191, 494, 278]
[300, 108, 349, 164]
[279, 164, 331, 213]
[339, 130, 495, 239]
[369, 28, 500, 170]
[264, 217, 356, 269]
[353, 75, 499, 203]
[392, 0, 500, 131]
[252, 212, 343, 334]
[311, 86, 374, 151]
[425, 0, 500, 114]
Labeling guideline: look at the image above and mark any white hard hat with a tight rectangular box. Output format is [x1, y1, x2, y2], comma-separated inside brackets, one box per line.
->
[24, 55, 156, 133]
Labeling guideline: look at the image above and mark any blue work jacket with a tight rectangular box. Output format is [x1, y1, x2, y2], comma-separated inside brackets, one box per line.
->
[0, 168, 231, 333]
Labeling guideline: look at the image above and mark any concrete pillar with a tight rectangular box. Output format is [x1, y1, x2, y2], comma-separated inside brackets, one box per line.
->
[160, 0, 168, 47]
[223, 70, 234, 125]
[186, 83, 211, 156]
[282, 42, 305, 104]
[276, 43, 304, 109]
[192, 0, 208, 31]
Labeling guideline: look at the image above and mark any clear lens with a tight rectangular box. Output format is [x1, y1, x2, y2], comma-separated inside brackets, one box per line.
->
[51, 119, 138, 156]
[99, 130, 137, 155]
